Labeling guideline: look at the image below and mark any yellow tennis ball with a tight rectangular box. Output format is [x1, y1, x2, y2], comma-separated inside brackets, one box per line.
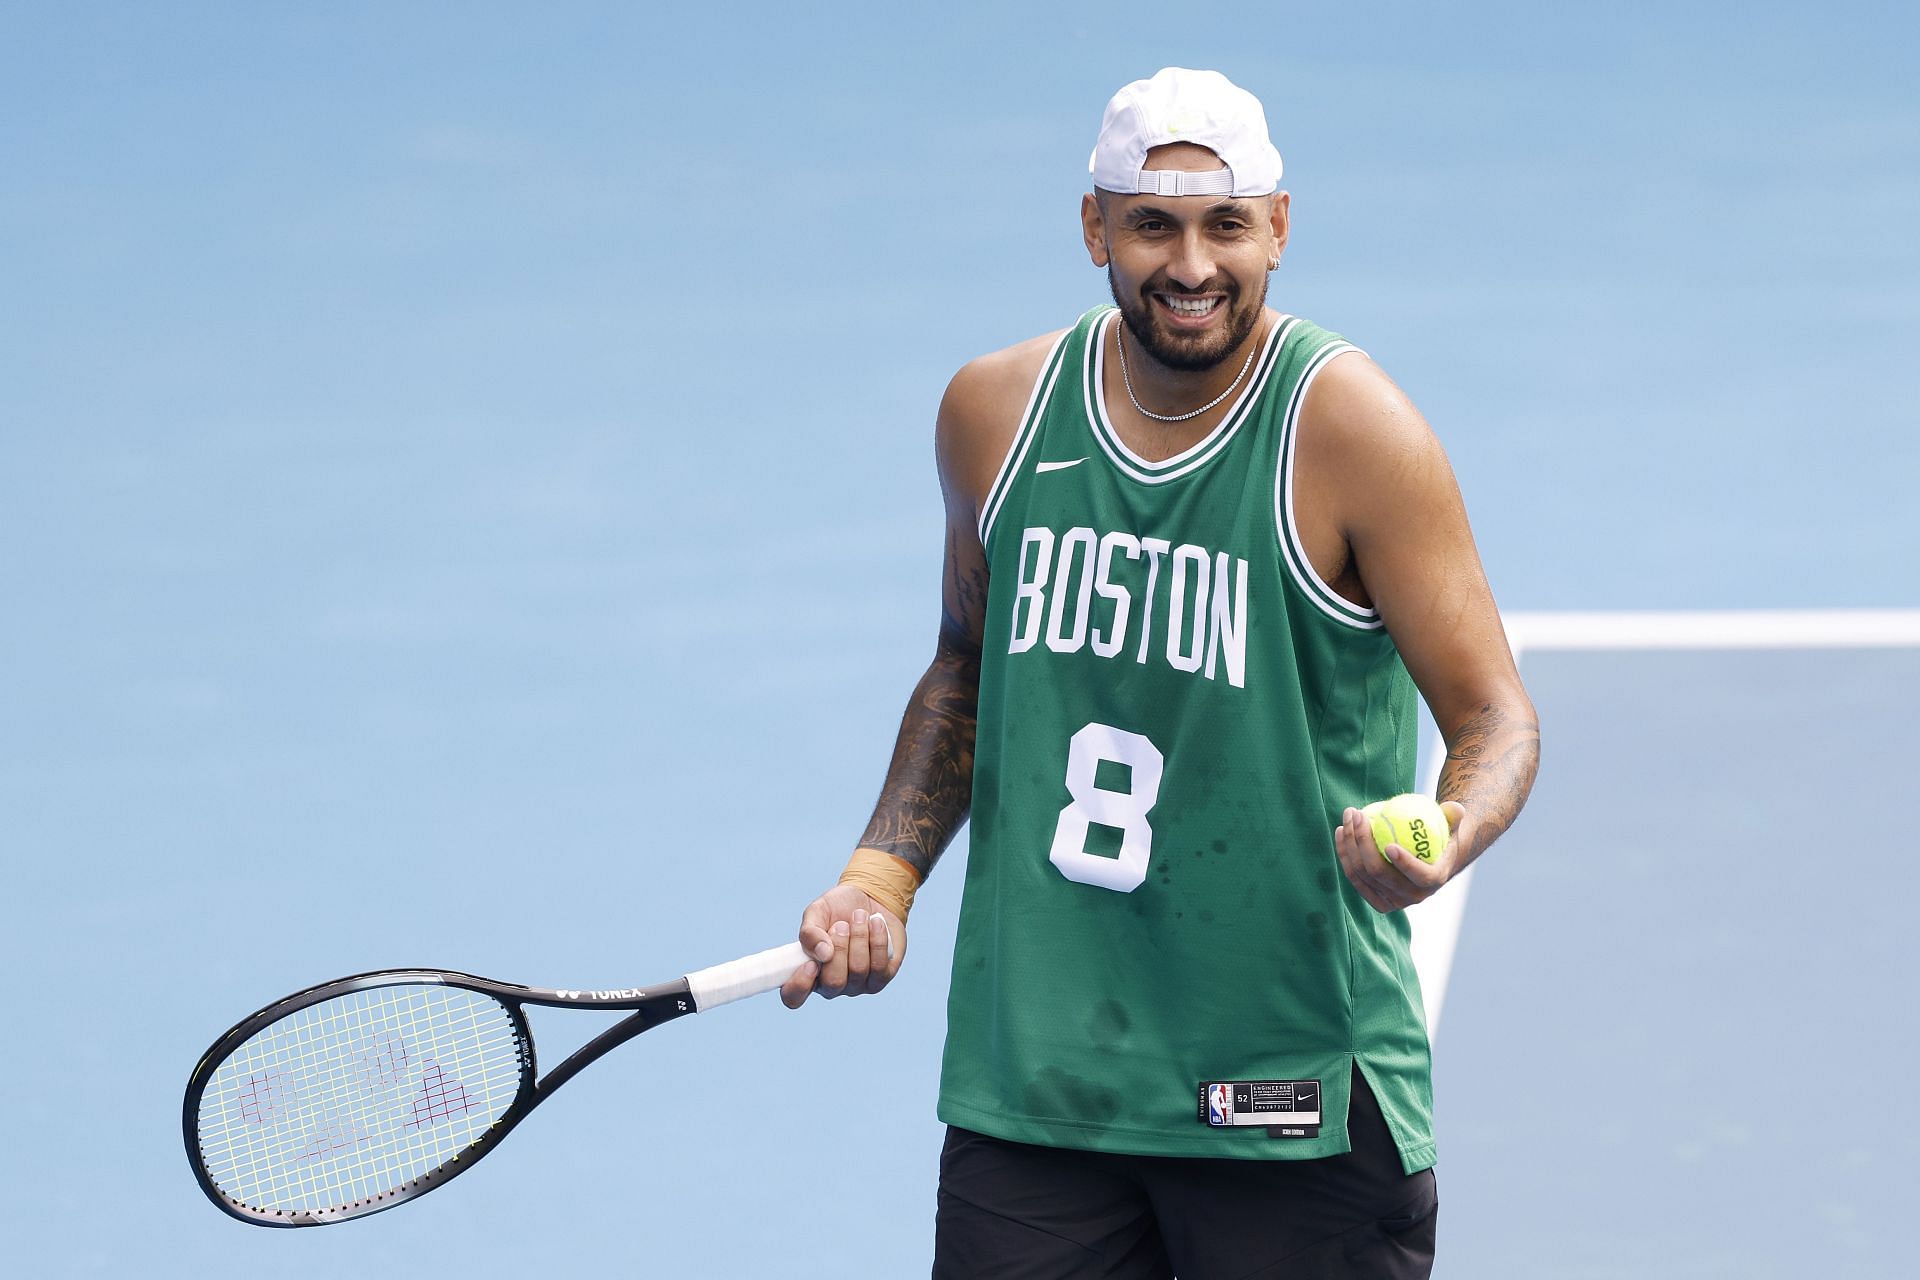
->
[1362, 794, 1450, 864]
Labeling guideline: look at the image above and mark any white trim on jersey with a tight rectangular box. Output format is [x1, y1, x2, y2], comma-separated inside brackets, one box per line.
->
[978, 328, 1075, 550]
[1274, 342, 1382, 630]
[1084, 310, 1296, 485]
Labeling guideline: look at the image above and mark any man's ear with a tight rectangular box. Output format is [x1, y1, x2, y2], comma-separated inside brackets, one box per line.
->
[1269, 191, 1291, 265]
[1081, 191, 1110, 268]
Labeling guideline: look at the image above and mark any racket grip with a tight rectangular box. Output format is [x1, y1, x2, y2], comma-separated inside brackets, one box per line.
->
[685, 941, 809, 1012]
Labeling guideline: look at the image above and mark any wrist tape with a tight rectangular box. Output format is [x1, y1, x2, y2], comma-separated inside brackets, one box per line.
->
[837, 848, 922, 923]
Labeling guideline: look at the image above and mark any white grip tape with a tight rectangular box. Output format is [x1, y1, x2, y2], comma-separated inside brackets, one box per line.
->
[685, 941, 809, 1012]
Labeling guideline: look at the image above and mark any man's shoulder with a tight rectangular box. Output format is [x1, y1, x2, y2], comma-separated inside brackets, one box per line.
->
[939, 325, 1075, 449]
[945, 327, 1077, 419]
[1296, 341, 1419, 457]
[1293, 336, 1448, 536]
[937, 322, 1083, 514]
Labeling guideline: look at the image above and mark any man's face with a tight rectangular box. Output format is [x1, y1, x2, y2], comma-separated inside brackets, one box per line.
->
[1082, 143, 1289, 373]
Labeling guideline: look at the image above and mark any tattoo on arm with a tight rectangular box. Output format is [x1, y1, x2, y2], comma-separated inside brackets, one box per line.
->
[857, 534, 988, 879]
[1436, 701, 1541, 867]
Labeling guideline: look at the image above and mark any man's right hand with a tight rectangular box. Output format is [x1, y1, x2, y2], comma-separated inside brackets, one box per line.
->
[779, 884, 906, 1008]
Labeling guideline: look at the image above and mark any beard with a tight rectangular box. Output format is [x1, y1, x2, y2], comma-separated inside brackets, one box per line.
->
[1108, 267, 1267, 373]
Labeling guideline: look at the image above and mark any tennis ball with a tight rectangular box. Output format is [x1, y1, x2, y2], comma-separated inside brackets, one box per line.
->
[1362, 794, 1450, 864]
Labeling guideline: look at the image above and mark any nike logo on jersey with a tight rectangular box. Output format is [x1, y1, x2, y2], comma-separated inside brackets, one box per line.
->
[1036, 458, 1087, 473]
[1007, 525, 1249, 689]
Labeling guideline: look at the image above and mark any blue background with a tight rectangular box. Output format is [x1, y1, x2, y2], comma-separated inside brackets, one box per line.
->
[4, 2, 1915, 1274]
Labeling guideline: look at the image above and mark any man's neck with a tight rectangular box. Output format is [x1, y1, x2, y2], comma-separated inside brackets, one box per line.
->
[1103, 310, 1272, 459]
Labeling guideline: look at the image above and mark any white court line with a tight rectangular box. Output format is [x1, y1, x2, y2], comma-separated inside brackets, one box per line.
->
[1407, 608, 1920, 1038]
[1405, 744, 1470, 1038]
[1507, 608, 1920, 652]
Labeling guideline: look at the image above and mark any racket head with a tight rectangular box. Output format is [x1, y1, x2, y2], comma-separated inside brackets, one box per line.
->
[184, 972, 537, 1227]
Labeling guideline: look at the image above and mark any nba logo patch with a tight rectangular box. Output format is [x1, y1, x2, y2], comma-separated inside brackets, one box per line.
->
[1206, 1083, 1233, 1126]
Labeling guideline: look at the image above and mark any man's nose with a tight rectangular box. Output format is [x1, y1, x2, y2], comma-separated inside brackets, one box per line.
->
[1166, 229, 1218, 291]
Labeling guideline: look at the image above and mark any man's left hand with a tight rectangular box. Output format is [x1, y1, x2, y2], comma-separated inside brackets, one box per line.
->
[1332, 802, 1466, 913]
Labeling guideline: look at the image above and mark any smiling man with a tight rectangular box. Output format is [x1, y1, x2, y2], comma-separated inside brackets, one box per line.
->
[782, 68, 1539, 1278]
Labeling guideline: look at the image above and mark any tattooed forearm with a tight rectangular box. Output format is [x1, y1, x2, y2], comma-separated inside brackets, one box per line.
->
[857, 630, 980, 878]
[858, 546, 988, 879]
[1436, 699, 1541, 868]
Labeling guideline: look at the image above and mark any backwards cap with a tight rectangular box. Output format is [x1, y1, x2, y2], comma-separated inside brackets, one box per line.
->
[1089, 68, 1283, 198]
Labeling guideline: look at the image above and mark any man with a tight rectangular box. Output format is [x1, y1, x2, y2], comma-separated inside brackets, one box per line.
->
[781, 68, 1539, 1279]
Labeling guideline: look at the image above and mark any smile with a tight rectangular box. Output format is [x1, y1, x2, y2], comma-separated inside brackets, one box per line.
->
[1154, 293, 1225, 322]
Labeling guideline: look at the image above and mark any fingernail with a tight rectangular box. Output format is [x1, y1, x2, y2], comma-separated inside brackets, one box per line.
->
[853, 908, 868, 926]
[832, 920, 850, 937]
[813, 940, 834, 962]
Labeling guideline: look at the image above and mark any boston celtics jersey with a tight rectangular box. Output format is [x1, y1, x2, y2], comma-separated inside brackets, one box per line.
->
[938, 306, 1435, 1173]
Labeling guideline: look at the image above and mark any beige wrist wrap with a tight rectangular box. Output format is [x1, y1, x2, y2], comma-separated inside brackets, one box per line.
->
[837, 847, 922, 923]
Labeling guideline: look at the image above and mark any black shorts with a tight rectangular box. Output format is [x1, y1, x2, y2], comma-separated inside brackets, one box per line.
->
[933, 1069, 1436, 1279]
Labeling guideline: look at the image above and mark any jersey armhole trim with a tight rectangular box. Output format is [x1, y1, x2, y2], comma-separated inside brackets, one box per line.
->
[1274, 344, 1384, 630]
[978, 326, 1075, 550]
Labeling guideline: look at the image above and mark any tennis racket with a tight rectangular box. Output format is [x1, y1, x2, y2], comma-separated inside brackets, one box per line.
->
[184, 940, 807, 1227]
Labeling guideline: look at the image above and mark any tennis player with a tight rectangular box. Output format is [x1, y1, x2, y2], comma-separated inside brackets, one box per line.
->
[783, 67, 1538, 1278]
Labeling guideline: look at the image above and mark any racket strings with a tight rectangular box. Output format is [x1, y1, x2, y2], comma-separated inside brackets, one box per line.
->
[195, 984, 530, 1216]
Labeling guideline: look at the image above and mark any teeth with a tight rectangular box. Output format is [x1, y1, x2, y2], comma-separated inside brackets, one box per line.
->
[1162, 295, 1220, 316]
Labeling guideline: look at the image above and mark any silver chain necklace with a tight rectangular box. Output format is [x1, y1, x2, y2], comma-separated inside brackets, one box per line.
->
[1114, 317, 1261, 423]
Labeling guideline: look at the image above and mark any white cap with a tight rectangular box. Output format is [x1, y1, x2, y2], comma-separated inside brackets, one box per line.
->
[1089, 68, 1283, 198]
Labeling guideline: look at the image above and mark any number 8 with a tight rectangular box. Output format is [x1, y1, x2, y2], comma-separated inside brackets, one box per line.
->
[1049, 722, 1165, 893]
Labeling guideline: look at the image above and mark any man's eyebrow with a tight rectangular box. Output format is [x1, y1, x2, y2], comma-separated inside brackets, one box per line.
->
[1118, 200, 1257, 224]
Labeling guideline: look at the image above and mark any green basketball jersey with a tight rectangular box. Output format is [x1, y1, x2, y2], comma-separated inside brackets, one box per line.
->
[938, 306, 1435, 1173]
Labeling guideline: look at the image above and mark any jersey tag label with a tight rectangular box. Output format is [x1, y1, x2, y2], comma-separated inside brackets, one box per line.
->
[1198, 1079, 1322, 1139]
